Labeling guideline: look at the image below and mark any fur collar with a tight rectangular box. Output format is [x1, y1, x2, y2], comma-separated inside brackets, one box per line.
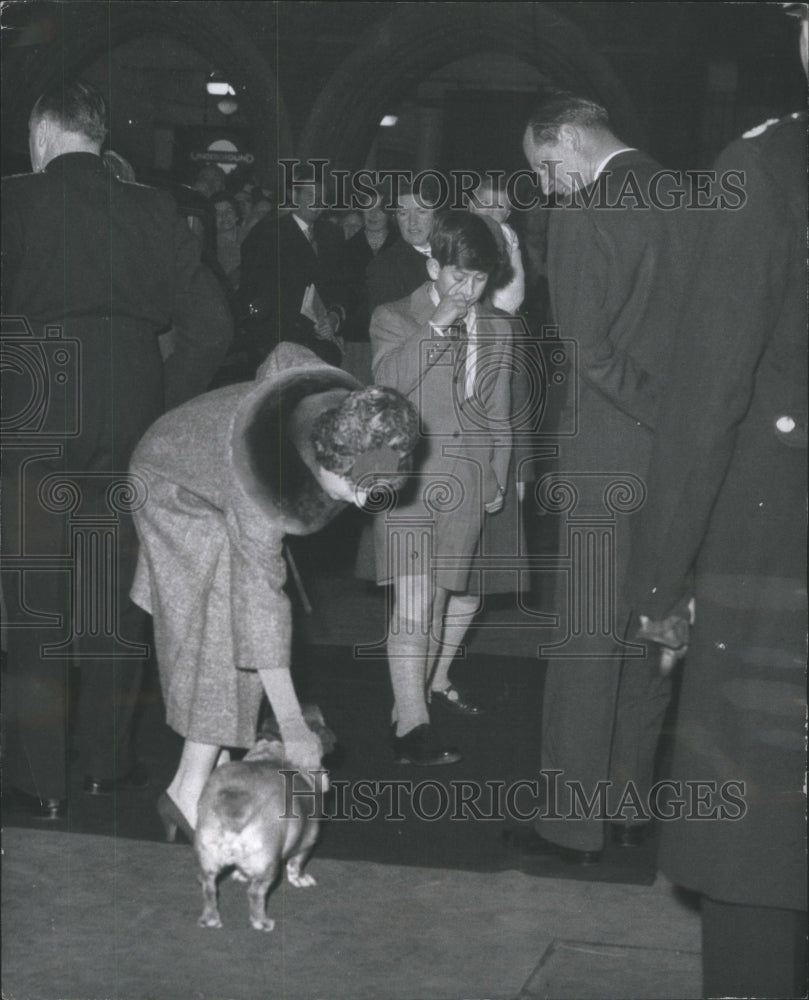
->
[230, 344, 361, 535]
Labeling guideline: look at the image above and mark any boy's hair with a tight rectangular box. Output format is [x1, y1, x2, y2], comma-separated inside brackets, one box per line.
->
[311, 385, 419, 490]
[30, 79, 107, 144]
[526, 89, 611, 146]
[429, 210, 512, 293]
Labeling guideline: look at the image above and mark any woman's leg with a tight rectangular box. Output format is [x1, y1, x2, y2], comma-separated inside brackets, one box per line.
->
[388, 572, 433, 737]
[428, 591, 479, 694]
[166, 740, 221, 829]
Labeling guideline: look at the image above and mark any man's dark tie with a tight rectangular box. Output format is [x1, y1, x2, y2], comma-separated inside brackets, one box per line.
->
[304, 225, 318, 256]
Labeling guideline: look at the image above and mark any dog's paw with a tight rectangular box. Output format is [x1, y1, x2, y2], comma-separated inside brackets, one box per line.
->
[230, 868, 249, 883]
[198, 911, 223, 929]
[286, 866, 317, 888]
[250, 915, 276, 932]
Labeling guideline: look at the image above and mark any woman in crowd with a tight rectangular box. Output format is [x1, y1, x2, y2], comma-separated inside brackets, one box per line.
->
[211, 192, 243, 289]
[340, 186, 399, 384]
[129, 342, 419, 837]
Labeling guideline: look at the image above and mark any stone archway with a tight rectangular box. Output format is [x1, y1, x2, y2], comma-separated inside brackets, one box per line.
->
[1, 2, 292, 179]
[298, 3, 642, 170]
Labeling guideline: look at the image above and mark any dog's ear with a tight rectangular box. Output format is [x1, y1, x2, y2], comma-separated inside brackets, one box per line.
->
[301, 704, 337, 755]
[301, 704, 325, 729]
[244, 736, 284, 762]
[313, 723, 338, 757]
[257, 714, 283, 744]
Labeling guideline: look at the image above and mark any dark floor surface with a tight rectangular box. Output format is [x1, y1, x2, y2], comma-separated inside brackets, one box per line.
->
[2, 509, 673, 887]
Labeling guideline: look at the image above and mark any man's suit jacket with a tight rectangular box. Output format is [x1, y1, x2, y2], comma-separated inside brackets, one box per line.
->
[239, 211, 345, 368]
[545, 150, 693, 604]
[341, 228, 399, 343]
[369, 282, 512, 588]
[366, 238, 431, 313]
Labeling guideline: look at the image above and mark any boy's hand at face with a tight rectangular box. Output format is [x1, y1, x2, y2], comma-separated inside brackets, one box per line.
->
[431, 282, 471, 331]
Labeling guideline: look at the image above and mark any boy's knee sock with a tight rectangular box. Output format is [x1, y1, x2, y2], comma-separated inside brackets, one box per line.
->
[429, 595, 478, 692]
[387, 629, 430, 737]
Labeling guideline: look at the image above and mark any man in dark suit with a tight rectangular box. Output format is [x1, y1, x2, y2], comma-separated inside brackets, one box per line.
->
[239, 178, 346, 370]
[504, 91, 692, 862]
[627, 9, 807, 993]
[365, 179, 436, 312]
[1, 79, 232, 817]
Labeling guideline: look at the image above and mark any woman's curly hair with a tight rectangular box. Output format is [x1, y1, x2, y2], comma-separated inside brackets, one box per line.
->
[311, 385, 419, 489]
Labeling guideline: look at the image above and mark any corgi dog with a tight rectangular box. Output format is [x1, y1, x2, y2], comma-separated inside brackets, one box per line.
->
[195, 705, 335, 931]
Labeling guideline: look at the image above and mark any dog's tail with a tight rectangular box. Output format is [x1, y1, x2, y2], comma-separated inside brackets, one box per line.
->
[215, 787, 254, 828]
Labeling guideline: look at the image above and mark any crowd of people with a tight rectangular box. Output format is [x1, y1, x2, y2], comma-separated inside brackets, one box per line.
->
[1, 8, 806, 996]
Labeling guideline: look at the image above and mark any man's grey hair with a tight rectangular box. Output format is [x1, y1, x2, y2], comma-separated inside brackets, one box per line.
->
[526, 89, 611, 145]
[30, 79, 107, 144]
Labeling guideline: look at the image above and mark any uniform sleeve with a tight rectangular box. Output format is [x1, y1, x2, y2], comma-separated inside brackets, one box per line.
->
[627, 145, 793, 618]
[0, 183, 23, 305]
[163, 198, 233, 408]
[548, 208, 665, 429]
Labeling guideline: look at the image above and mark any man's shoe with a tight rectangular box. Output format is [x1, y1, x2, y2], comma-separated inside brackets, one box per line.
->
[392, 724, 462, 766]
[11, 788, 67, 820]
[611, 821, 651, 848]
[501, 826, 601, 866]
[430, 685, 486, 717]
[83, 761, 150, 796]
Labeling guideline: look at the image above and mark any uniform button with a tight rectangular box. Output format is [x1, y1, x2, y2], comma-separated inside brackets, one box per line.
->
[776, 415, 796, 434]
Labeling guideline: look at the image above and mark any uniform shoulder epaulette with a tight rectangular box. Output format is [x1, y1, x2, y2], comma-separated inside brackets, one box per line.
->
[742, 118, 781, 139]
[742, 112, 805, 140]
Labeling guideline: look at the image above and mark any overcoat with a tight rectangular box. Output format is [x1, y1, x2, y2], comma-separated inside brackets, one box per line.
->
[368, 283, 512, 590]
[536, 150, 693, 851]
[628, 113, 808, 912]
[130, 343, 360, 747]
[0, 151, 231, 795]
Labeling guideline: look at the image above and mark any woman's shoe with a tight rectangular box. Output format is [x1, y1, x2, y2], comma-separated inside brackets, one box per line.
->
[156, 790, 195, 844]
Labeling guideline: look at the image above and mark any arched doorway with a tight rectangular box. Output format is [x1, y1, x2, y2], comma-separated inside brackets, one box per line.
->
[298, 3, 642, 170]
[1, 2, 292, 181]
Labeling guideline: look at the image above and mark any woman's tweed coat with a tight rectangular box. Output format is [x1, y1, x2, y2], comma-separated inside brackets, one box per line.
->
[129, 343, 359, 746]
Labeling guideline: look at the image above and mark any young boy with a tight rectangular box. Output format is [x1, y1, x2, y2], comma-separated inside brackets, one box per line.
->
[368, 210, 513, 765]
